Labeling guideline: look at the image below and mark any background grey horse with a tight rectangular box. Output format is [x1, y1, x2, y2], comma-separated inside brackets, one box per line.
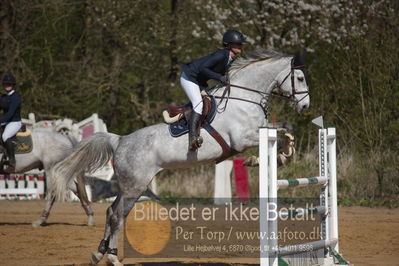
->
[0, 128, 95, 226]
[52, 49, 310, 265]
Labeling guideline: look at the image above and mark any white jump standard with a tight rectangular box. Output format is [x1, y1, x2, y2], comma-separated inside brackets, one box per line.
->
[259, 127, 349, 266]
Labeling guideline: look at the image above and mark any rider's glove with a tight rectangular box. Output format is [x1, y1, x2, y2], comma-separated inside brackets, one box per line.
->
[219, 76, 228, 84]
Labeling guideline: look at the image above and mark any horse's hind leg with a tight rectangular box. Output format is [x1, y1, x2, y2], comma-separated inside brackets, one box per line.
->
[106, 195, 138, 265]
[91, 148, 161, 265]
[76, 174, 95, 226]
[32, 194, 56, 227]
[91, 194, 122, 264]
[91, 194, 137, 265]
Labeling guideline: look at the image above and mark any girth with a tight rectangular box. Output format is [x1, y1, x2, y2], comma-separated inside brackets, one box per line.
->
[202, 121, 239, 163]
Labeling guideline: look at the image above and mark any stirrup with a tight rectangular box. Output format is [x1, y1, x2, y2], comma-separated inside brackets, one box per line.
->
[189, 136, 203, 151]
[4, 164, 15, 173]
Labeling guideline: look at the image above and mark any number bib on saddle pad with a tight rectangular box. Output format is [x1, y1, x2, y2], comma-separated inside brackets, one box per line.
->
[14, 131, 33, 154]
[168, 96, 217, 138]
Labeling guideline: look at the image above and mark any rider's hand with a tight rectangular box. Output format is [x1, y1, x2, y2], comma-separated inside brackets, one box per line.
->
[219, 76, 228, 84]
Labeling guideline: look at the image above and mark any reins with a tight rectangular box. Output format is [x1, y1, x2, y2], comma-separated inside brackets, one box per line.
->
[211, 63, 309, 119]
[212, 83, 270, 118]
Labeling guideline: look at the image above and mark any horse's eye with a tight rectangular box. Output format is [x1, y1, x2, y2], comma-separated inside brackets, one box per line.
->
[298, 77, 304, 82]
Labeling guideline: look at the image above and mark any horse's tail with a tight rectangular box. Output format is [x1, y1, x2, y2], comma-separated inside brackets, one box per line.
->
[51, 132, 120, 201]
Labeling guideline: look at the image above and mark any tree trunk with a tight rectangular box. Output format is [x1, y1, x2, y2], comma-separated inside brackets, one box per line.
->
[0, 0, 13, 74]
[168, 0, 178, 82]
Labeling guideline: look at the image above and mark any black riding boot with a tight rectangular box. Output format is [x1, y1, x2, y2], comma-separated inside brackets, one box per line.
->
[188, 112, 203, 151]
[5, 139, 16, 172]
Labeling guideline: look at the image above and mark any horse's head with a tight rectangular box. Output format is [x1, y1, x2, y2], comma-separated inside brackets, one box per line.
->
[274, 51, 310, 113]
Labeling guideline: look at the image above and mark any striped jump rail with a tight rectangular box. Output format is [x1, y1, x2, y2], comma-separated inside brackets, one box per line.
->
[276, 238, 338, 257]
[0, 174, 45, 200]
[279, 206, 327, 220]
[277, 176, 328, 189]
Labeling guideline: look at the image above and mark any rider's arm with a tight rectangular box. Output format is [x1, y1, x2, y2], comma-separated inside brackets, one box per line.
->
[0, 95, 21, 124]
[198, 50, 226, 82]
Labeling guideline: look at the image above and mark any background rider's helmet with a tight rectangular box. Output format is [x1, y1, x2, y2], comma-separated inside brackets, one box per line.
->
[222, 30, 248, 45]
[2, 74, 16, 85]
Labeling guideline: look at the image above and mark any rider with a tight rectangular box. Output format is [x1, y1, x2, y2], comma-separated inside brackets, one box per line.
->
[0, 74, 22, 172]
[180, 30, 248, 151]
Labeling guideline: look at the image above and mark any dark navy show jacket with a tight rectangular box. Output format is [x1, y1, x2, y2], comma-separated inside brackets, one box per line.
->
[0, 91, 22, 124]
[180, 49, 231, 87]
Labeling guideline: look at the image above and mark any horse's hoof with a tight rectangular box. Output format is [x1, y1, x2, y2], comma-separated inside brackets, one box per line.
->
[32, 219, 45, 227]
[243, 155, 259, 167]
[107, 254, 123, 266]
[277, 154, 287, 167]
[87, 216, 96, 226]
[90, 251, 103, 265]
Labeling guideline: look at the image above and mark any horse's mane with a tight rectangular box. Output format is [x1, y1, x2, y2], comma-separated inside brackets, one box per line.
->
[229, 49, 290, 75]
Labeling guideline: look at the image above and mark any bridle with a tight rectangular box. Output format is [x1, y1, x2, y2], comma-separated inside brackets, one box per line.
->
[212, 59, 309, 119]
[278, 62, 310, 103]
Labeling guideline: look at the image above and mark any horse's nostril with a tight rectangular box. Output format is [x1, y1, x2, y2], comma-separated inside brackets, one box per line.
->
[302, 104, 309, 110]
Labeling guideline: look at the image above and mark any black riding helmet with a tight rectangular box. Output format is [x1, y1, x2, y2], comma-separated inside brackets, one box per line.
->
[2, 74, 16, 85]
[222, 30, 248, 45]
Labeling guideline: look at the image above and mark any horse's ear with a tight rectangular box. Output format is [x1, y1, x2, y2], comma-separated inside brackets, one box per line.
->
[293, 50, 307, 67]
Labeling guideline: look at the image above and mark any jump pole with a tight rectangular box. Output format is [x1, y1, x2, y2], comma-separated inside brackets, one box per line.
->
[259, 128, 278, 266]
[259, 127, 347, 266]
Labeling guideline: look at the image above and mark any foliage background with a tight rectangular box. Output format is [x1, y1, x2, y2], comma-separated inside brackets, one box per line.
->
[1, 0, 398, 205]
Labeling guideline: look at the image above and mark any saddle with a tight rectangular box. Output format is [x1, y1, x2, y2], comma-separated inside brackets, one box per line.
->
[164, 93, 217, 137]
[163, 93, 238, 163]
[0, 125, 33, 155]
[14, 131, 33, 154]
[0, 125, 32, 174]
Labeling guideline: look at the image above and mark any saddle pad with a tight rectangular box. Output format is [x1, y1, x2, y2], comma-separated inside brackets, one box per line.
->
[169, 96, 217, 138]
[15, 131, 33, 154]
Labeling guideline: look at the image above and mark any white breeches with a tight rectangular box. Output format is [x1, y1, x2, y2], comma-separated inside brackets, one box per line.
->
[2, 121, 22, 142]
[180, 72, 203, 115]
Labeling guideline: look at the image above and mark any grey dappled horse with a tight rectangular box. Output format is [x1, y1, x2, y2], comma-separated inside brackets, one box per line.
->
[52, 49, 310, 265]
[0, 128, 95, 226]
